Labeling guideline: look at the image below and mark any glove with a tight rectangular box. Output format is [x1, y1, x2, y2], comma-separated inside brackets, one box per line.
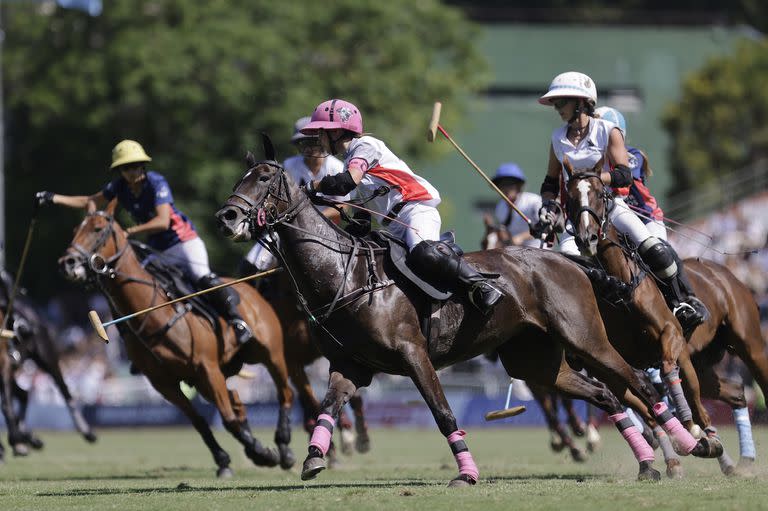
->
[538, 199, 561, 226]
[530, 200, 563, 240]
[34, 191, 54, 210]
[303, 181, 319, 200]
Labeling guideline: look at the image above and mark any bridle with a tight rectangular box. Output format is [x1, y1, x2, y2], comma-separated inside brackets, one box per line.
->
[69, 211, 130, 280]
[565, 171, 614, 241]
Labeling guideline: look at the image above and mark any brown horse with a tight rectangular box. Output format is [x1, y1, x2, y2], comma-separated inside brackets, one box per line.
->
[216, 138, 719, 485]
[481, 216, 599, 461]
[59, 203, 295, 477]
[561, 161, 755, 474]
[0, 276, 97, 460]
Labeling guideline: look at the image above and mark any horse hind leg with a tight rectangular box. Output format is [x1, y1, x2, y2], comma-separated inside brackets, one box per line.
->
[349, 392, 371, 454]
[12, 380, 43, 449]
[562, 396, 587, 437]
[262, 352, 297, 470]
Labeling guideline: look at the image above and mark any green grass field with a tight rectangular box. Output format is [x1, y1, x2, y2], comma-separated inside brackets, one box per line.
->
[0, 426, 767, 510]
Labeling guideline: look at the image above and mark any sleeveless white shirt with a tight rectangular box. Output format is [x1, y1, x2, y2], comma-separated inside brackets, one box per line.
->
[551, 118, 617, 183]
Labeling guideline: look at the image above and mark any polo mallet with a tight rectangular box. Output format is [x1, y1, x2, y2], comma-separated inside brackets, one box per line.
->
[428, 102, 533, 226]
[1, 216, 38, 337]
[88, 267, 281, 343]
[484, 377, 526, 421]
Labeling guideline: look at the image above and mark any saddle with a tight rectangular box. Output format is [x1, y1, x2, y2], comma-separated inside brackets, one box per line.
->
[131, 242, 220, 336]
[561, 252, 638, 307]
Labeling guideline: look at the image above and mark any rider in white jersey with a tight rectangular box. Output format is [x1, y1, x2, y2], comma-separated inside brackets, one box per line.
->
[301, 99, 502, 313]
[533, 71, 708, 333]
[241, 117, 346, 274]
[491, 162, 542, 248]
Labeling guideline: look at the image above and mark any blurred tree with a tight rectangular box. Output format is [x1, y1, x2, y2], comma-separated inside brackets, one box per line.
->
[3, 0, 487, 298]
[662, 39, 768, 195]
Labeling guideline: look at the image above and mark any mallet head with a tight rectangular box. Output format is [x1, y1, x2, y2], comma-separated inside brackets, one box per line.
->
[427, 101, 442, 142]
[88, 310, 110, 343]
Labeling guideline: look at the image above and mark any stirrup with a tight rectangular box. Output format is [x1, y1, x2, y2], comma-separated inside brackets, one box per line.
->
[230, 318, 253, 344]
[673, 302, 704, 334]
[468, 281, 503, 314]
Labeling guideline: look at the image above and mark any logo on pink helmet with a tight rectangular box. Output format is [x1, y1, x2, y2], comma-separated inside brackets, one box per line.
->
[301, 99, 363, 135]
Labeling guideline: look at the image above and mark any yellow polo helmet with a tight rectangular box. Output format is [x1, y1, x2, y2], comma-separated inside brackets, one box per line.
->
[110, 140, 152, 169]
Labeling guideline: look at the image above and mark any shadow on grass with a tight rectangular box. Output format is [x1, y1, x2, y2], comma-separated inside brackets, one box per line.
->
[37, 473, 611, 496]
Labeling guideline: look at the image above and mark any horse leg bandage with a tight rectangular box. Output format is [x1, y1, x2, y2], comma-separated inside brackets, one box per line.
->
[734, 407, 756, 460]
[653, 426, 680, 463]
[609, 413, 655, 462]
[447, 430, 479, 482]
[663, 367, 692, 423]
[653, 402, 696, 454]
[309, 414, 335, 456]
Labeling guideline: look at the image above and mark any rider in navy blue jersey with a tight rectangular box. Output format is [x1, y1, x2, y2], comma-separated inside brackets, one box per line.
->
[36, 140, 253, 344]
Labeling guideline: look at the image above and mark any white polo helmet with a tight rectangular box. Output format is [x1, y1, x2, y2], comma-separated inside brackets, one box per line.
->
[539, 72, 597, 106]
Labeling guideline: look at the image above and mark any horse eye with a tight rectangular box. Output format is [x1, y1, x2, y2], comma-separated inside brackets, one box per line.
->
[258, 175, 270, 182]
[94, 227, 103, 233]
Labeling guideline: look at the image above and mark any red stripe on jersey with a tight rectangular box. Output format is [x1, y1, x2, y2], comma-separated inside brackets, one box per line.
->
[367, 166, 434, 202]
[632, 180, 664, 220]
[170, 212, 197, 242]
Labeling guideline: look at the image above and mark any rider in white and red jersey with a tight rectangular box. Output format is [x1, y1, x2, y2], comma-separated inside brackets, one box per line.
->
[301, 99, 502, 313]
[533, 72, 708, 333]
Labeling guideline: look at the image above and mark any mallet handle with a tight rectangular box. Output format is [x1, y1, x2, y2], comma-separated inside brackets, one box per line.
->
[102, 268, 281, 328]
[436, 125, 532, 225]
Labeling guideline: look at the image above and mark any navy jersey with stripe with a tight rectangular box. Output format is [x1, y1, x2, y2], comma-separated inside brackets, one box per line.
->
[102, 171, 197, 250]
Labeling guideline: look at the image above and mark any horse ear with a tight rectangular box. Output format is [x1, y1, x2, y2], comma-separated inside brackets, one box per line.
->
[105, 198, 117, 216]
[261, 133, 276, 162]
[245, 151, 257, 168]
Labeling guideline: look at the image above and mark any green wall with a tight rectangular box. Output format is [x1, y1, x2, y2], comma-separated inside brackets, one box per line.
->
[415, 24, 753, 249]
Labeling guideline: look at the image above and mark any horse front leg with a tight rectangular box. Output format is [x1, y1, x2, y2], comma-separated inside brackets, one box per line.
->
[12, 380, 43, 449]
[0, 353, 27, 457]
[349, 392, 370, 453]
[301, 369, 359, 481]
[403, 345, 479, 487]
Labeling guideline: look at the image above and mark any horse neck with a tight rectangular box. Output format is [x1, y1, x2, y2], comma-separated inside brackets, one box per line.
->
[99, 242, 161, 317]
[274, 199, 359, 302]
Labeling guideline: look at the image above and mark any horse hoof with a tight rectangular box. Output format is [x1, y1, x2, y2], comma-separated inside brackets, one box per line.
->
[12, 444, 29, 457]
[28, 436, 44, 450]
[340, 429, 355, 456]
[689, 424, 703, 439]
[448, 474, 477, 487]
[301, 455, 326, 481]
[570, 421, 587, 437]
[666, 459, 684, 479]
[247, 446, 280, 468]
[83, 431, 98, 444]
[722, 464, 737, 477]
[279, 444, 296, 470]
[691, 437, 723, 459]
[550, 440, 566, 453]
[637, 467, 661, 482]
[356, 434, 371, 454]
[217, 467, 234, 478]
[570, 448, 588, 463]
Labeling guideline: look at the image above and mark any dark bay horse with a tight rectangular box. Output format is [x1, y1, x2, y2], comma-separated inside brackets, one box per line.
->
[59, 203, 295, 477]
[481, 216, 598, 462]
[216, 139, 718, 485]
[561, 161, 753, 474]
[257, 269, 370, 456]
[0, 277, 96, 459]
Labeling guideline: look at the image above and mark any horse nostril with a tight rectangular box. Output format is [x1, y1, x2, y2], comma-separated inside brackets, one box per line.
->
[222, 208, 238, 221]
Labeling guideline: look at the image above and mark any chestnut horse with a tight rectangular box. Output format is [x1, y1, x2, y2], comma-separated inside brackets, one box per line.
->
[562, 161, 755, 474]
[59, 203, 294, 477]
[216, 138, 718, 485]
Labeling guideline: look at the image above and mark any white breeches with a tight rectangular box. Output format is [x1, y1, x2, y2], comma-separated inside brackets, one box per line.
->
[386, 202, 442, 250]
[151, 237, 211, 281]
[245, 233, 280, 271]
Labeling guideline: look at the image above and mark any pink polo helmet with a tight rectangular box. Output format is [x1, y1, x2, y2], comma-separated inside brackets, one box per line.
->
[301, 99, 363, 135]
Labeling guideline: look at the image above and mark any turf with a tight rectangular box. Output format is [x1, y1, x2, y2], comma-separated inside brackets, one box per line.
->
[0, 426, 767, 510]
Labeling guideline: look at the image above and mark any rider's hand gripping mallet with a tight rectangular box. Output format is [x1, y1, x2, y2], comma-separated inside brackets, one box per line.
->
[484, 378, 526, 421]
[88, 268, 281, 343]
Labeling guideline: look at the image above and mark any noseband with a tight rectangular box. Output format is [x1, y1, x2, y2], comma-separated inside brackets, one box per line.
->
[227, 161, 309, 234]
[70, 211, 128, 278]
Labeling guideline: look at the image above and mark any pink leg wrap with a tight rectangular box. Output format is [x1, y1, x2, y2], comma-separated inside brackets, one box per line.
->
[447, 430, 479, 482]
[609, 412, 655, 462]
[309, 413, 335, 455]
[653, 402, 696, 454]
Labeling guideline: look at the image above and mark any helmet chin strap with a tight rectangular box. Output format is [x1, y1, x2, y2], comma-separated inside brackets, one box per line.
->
[568, 100, 584, 125]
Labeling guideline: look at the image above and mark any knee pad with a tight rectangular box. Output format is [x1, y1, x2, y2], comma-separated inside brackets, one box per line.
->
[638, 237, 677, 279]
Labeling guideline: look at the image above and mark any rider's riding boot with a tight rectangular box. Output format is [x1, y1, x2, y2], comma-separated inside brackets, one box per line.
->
[638, 237, 709, 335]
[407, 240, 503, 314]
[198, 273, 253, 345]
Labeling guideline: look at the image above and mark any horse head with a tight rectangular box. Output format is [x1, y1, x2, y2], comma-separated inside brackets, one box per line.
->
[562, 156, 610, 257]
[58, 200, 126, 283]
[216, 134, 304, 242]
